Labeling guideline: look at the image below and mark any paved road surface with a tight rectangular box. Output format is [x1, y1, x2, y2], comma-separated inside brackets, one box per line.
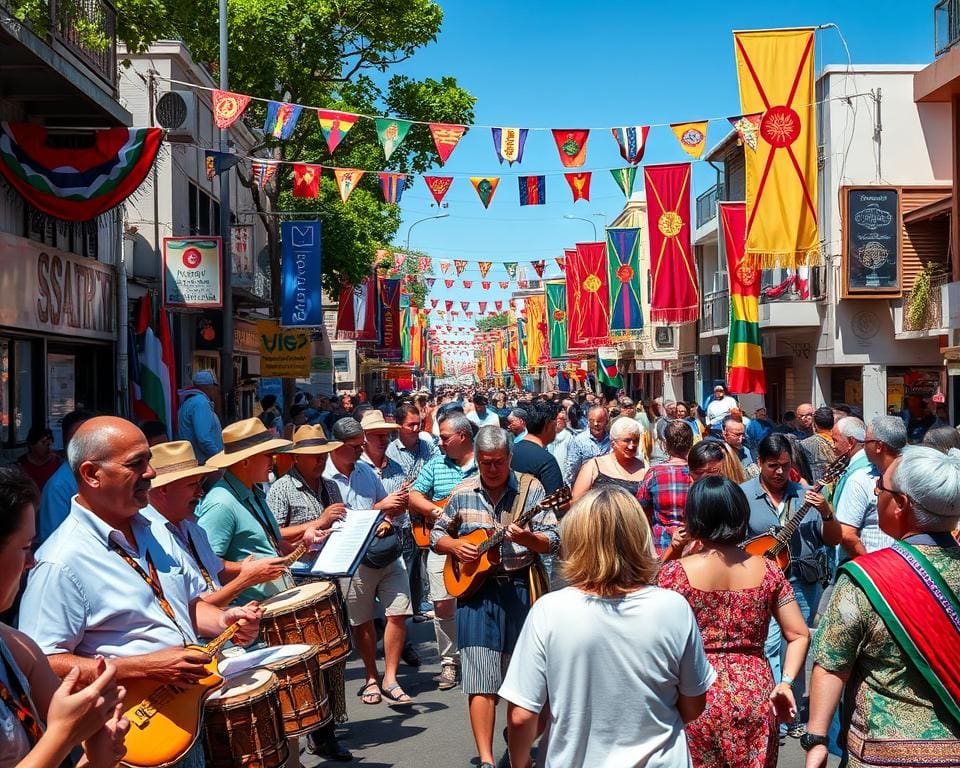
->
[297, 619, 839, 768]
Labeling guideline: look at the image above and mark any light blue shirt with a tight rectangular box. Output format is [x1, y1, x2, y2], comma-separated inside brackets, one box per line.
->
[177, 392, 224, 465]
[562, 431, 612, 486]
[37, 460, 77, 543]
[514, 430, 528, 443]
[323, 460, 386, 510]
[19, 500, 205, 659]
[142, 507, 224, 591]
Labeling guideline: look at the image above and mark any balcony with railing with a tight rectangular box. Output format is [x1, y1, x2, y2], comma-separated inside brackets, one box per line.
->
[50, 0, 118, 90]
[936, 0, 960, 56]
[701, 289, 729, 336]
[696, 185, 719, 229]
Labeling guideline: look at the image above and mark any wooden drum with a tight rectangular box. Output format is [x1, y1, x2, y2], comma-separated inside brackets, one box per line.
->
[203, 670, 288, 768]
[259, 581, 350, 666]
[264, 644, 332, 736]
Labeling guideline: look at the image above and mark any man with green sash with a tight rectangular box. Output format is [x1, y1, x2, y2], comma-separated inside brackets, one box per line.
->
[804, 445, 960, 767]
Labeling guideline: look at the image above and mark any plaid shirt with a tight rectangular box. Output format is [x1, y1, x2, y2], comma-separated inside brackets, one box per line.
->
[266, 467, 343, 528]
[637, 462, 691, 529]
[431, 472, 559, 571]
[412, 453, 478, 503]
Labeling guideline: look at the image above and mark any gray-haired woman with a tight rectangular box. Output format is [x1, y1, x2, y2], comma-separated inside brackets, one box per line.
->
[571, 416, 647, 500]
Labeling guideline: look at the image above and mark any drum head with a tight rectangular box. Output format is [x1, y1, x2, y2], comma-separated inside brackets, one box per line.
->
[260, 581, 336, 616]
[220, 644, 316, 678]
[208, 669, 277, 702]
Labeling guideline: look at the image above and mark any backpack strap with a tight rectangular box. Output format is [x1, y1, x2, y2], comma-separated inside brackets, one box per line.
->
[504, 472, 535, 527]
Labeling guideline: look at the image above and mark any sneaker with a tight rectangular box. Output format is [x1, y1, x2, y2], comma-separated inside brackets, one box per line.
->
[786, 722, 807, 738]
[436, 663, 459, 690]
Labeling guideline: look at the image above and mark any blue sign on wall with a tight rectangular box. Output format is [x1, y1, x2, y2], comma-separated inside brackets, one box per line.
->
[281, 220, 322, 327]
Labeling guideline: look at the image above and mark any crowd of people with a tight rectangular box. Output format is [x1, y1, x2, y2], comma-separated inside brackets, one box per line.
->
[1, 370, 959, 768]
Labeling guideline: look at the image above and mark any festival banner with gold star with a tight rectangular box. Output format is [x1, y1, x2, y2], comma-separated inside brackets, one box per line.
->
[565, 242, 610, 350]
[606, 227, 643, 331]
[734, 27, 820, 268]
[643, 162, 698, 324]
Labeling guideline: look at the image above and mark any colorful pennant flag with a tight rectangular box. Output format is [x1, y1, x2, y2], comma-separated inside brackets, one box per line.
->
[495, 300, 503, 311]
[418, 256, 432, 272]
[728, 113, 762, 152]
[460, 301, 470, 312]
[566, 242, 610, 349]
[670, 121, 708, 159]
[470, 176, 500, 208]
[292, 164, 320, 198]
[530, 260, 546, 278]
[316, 109, 358, 154]
[555, 255, 566, 271]
[263, 101, 302, 140]
[498, 282, 509, 289]
[463, 280, 473, 288]
[213, 90, 251, 129]
[430, 123, 467, 165]
[478, 301, 487, 313]
[203, 150, 239, 180]
[552, 129, 589, 167]
[610, 167, 637, 198]
[564, 172, 592, 203]
[333, 168, 364, 202]
[720, 201, 766, 394]
[644, 162, 698, 324]
[491, 127, 528, 165]
[454, 259, 468, 276]
[610, 126, 650, 165]
[545, 279, 567, 359]
[427, 281, 437, 292]
[503, 262, 518, 279]
[430, 298, 439, 308]
[735, 28, 820, 268]
[478, 261, 493, 278]
[518, 279, 529, 290]
[251, 159, 277, 190]
[378, 172, 406, 203]
[424, 175, 454, 205]
[606, 227, 643, 331]
[444, 279, 455, 288]
[481, 281, 491, 290]
[518, 175, 546, 206]
[375, 118, 413, 161]
[597, 352, 623, 388]
[439, 260, 450, 274]
[445, 300, 454, 311]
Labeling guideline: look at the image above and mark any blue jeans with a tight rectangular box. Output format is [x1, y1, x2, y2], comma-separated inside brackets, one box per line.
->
[175, 741, 205, 768]
[765, 575, 822, 716]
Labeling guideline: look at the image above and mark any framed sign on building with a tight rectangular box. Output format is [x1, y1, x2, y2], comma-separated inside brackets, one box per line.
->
[163, 237, 223, 308]
[841, 187, 900, 298]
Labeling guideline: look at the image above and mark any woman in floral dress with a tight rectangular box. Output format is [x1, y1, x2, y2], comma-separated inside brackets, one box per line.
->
[658, 476, 810, 768]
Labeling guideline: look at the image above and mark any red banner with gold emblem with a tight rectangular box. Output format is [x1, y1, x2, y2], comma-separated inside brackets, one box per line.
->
[565, 242, 610, 350]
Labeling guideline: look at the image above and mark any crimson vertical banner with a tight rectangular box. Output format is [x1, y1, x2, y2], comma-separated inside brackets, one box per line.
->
[565, 242, 610, 350]
[336, 274, 377, 341]
[378, 277, 402, 358]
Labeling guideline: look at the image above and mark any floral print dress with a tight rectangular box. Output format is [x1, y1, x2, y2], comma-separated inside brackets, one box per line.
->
[658, 558, 795, 768]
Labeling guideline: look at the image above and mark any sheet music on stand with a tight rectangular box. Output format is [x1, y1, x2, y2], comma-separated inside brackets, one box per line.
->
[290, 509, 383, 579]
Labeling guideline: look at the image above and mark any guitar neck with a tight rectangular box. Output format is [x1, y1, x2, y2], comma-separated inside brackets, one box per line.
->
[203, 622, 241, 656]
[771, 478, 825, 551]
[280, 541, 308, 566]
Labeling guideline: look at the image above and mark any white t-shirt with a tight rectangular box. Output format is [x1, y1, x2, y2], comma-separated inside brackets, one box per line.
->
[499, 586, 715, 768]
[466, 408, 501, 428]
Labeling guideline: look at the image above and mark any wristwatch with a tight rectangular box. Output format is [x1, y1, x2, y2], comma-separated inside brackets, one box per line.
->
[800, 733, 829, 751]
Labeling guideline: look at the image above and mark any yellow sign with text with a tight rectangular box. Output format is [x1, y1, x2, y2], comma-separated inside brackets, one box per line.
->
[258, 320, 311, 378]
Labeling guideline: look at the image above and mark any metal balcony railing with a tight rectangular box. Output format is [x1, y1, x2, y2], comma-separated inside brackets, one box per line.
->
[936, 0, 960, 56]
[696, 184, 719, 228]
[701, 290, 729, 333]
[50, 0, 118, 90]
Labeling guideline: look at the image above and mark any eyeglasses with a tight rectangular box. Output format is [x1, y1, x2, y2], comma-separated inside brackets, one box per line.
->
[864, 438, 883, 448]
[875, 475, 901, 497]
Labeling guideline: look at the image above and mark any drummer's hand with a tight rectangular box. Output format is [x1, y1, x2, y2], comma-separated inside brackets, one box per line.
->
[140, 647, 212, 684]
[318, 502, 347, 529]
[454, 540, 480, 563]
[302, 527, 331, 549]
[223, 602, 262, 647]
[238, 555, 287, 586]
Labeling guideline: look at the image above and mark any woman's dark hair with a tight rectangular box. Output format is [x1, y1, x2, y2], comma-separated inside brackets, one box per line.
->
[260, 394, 277, 410]
[757, 433, 794, 462]
[566, 403, 582, 429]
[922, 425, 960, 453]
[684, 475, 750, 544]
[664, 420, 694, 458]
[25, 426, 53, 446]
[688, 440, 726, 472]
[0, 466, 39, 545]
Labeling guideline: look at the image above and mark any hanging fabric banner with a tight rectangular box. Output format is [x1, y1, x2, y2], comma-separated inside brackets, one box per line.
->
[264, 102, 302, 140]
[556, 255, 566, 271]
[498, 281, 510, 289]
[611, 126, 650, 164]
[281, 220, 322, 327]
[597, 352, 623, 388]
[336, 282, 358, 336]
[444, 279, 455, 288]
[503, 262, 518, 279]
[460, 301, 470, 312]
[426, 279, 436, 290]
[454, 259, 468, 276]
[439, 260, 450, 274]
[316, 109, 358, 154]
[494, 300, 503, 311]
[333, 168, 364, 202]
[470, 176, 500, 208]
[670, 121, 708, 159]
[545, 279, 568, 359]
[564, 171, 592, 202]
[430, 123, 467, 165]
[418, 256, 432, 272]
[566, 242, 610, 350]
[481, 280, 491, 290]
[531, 260, 546, 278]
[375, 118, 413, 161]
[252, 160, 278, 190]
[393, 252, 406, 272]
[378, 277, 402, 357]
[525, 293, 548, 368]
[378, 172, 405, 203]
[204, 150, 240, 180]
[734, 27, 819, 268]
[478, 301, 487, 313]
[445, 300, 454, 311]
[0, 124, 164, 222]
[610, 167, 637, 198]
[463, 280, 473, 288]
[720, 201, 766, 394]
[552, 129, 589, 167]
[518, 175, 546, 206]
[728, 113, 762, 152]
[478, 261, 493, 278]
[213, 90, 252, 128]
[292, 164, 320, 198]
[606, 227, 643, 331]
[422, 175, 453, 206]
[644, 162, 698, 324]
[491, 127, 528, 165]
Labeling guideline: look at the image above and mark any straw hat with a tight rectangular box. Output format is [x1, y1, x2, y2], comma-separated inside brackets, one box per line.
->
[205, 418, 292, 468]
[282, 425, 342, 455]
[150, 441, 220, 489]
[359, 409, 396, 432]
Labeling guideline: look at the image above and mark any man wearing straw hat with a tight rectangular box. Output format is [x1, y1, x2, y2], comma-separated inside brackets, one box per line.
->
[147, 440, 290, 608]
[196, 418, 317, 604]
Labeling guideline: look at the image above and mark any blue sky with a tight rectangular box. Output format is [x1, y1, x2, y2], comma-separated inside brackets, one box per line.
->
[386, 1, 933, 351]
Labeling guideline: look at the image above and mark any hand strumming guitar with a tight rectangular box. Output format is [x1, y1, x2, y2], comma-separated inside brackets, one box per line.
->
[453, 539, 480, 563]
[504, 523, 538, 549]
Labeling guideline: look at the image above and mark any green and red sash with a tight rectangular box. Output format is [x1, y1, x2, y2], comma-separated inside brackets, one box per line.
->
[840, 541, 960, 727]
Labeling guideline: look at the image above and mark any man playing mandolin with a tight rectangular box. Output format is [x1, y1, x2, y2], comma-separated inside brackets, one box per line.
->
[431, 425, 559, 768]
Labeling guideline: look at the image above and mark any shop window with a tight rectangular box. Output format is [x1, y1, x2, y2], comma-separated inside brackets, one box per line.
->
[47, 353, 74, 449]
[0, 338, 43, 448]
[188, 182, 218, 237]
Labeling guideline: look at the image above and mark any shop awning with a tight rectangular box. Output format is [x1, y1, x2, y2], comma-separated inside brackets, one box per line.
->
[903, 194, 952, 224]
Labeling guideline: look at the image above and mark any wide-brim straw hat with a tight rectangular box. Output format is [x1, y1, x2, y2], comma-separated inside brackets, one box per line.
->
[359, 409, 396, 432]
[205, 418, 292, 468]
[282, 425, 342, 455]
[150, 441, 220, 489]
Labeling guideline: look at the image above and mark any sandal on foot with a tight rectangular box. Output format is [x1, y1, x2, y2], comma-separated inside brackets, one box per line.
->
[356, 681, 381, 705]
[381, 682, 414, 704]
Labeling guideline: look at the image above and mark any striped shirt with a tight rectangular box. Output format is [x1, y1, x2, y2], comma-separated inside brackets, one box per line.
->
[266, 467, 343, 528]
[412, 453, 478, 503]
[386, 434, 438, 478]
[431, 472, 559, 572]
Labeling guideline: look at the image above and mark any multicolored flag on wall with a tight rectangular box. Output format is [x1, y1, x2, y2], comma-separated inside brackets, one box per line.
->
[611, 126, 650, 164]
[564, 172, 591, 202]
[525, 293, 548, 368]
[552, 129, 589, 167]
[597, 352, 623, 388]
[263, 101, 302, 140]
[606, 227, 643, 331]
[316, 109, 358, 154]
[131, 294, 177, 438]
[491, 127, 528, 165]
[545, 279, 567, 359]
[518, 175, 546, 206]
[378, 172, 405, 203]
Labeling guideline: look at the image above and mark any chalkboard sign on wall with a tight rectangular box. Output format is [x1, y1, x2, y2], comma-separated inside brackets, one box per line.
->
[844, 187, 900, 295]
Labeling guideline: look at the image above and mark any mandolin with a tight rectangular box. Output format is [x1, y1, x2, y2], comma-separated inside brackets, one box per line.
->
[443, 486, 571, 599]
[120, 622, 241, 768]
[741, 454, 849, 570]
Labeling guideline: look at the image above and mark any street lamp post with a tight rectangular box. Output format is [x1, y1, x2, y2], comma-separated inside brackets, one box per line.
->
[563, 214, 604, 240]
[405, 213, 450, 251]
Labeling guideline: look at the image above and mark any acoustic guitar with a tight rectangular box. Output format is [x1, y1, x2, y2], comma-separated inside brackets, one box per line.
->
[411, 496, 449, 549]
[741, 454, 849, 571]
[121, 622, 241, 768]
[443, 486, 571, 599]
